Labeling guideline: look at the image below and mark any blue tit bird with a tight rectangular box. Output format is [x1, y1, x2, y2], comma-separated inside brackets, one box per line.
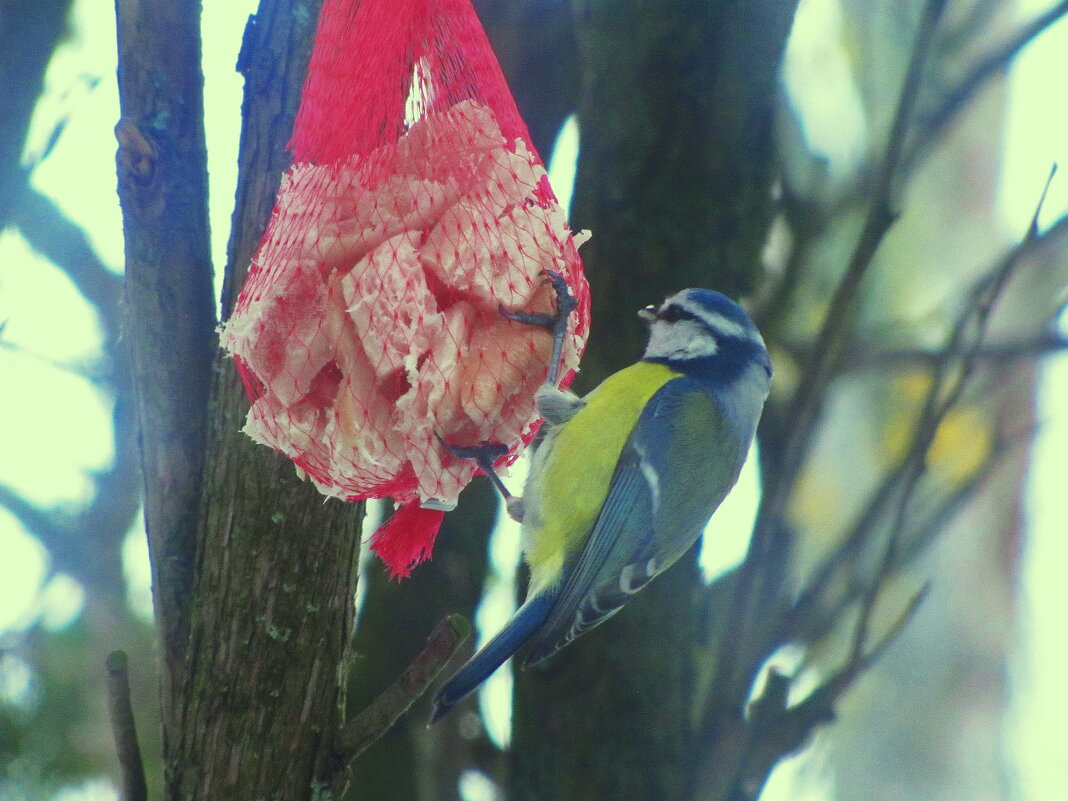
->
[430, 285, 772, 723]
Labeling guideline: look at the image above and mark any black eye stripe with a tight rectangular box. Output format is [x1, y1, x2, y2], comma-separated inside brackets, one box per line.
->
[655, 303, 751, 344]
[657, 305, 699, 324]
[657, 305, 726, 338]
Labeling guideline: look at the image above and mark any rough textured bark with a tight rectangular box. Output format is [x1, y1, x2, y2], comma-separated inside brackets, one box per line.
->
[114, 0, 216, 725]
[170, 2, 368, 800]
[557, 0, 798, 390]
[510, 2, 798, 799]
[105, 1, 1057, 799]
[116, 1, 369, 799]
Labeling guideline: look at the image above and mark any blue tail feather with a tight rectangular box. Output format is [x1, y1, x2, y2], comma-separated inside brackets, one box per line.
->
[430, 592, 555, 724]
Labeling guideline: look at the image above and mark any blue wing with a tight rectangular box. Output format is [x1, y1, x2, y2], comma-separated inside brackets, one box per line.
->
[523, 377, 747, 666]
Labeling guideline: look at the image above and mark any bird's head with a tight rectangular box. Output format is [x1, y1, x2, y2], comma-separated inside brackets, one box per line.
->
[639, 289, 772, 381]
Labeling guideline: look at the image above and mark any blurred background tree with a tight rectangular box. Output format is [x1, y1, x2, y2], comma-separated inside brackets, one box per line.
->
[1, 0, 1066, 800]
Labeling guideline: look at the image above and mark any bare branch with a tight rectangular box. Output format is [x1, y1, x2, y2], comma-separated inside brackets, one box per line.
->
[907, 1, 1068, 172]
[798, 582, 930, 728]
[0, 0, 71, 225]
[722, 584, 931, 801]
[11, 184, 124, 341]
[917, 166, 1055, 427]
[702, 57, 1054, 799]
[786, 444, 1003, 647]
[769, 0, 950, 496]
[106, 650, 148, 801]
[811, 582, 930, 717]
[330, 615, 471, 770]
[712, 0, 952, 722]
[114, 0, 215, 724]
[783, 168, 1055, 648]
[783, 208, 1068, 373]
[846, 450, 926, 674]
[5, 166, 143, 613]
[842, 333, 1068, 371]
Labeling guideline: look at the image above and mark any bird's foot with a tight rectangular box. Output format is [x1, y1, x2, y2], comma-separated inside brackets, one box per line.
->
[438, 438, 510, 465]
[438, 437, 514, 503]
[500, 270, 578, 386]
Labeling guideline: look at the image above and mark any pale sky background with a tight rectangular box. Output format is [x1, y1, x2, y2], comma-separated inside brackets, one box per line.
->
[0, 1, 1066, 799]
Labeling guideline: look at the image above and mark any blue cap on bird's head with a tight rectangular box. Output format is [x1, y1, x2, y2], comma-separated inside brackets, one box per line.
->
[639, 289, 770, 374]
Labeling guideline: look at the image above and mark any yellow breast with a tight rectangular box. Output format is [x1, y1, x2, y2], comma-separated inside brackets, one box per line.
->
[522, 361, 680, 594]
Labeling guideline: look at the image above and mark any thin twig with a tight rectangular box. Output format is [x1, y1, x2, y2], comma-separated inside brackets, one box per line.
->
[331, 615, 471, 767]
[725, 484, 931, 801]
[846, 421, 930, 669]
[711, 0, 951, 723]
[106, 651, 148, 801]
[921, 165, 1056, 429]
[798, 581, 929, 727]
[767, 0, 952, 498]
[786, 167, 1057, 662]
[842, 333, 1068, 371]
[775, 204, 1068, 375]
[725, 583, 930, 801]
[786, 442, 1003, 646]
[820, 581, 931, 704]
[753, 185, 831, 334]
[783, 168, 1054, 646]
[906, 0, 1068, 172]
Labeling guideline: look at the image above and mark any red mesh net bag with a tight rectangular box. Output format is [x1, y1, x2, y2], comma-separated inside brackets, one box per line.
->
[220, 0, 591, 576]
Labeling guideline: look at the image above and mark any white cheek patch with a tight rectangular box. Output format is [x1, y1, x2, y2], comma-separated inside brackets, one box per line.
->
[644, 319, 719, 360]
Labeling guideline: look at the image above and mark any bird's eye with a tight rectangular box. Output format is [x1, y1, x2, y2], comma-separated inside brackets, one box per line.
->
[658, 305, 689, 323]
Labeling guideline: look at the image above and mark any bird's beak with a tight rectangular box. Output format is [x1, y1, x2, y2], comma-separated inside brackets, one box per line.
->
[638, 305, 657, 324]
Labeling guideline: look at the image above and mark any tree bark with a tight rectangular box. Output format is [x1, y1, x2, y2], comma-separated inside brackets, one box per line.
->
[114, 0, 215, 726]
[116, 1, 371, 799]
[172, 2, 369, 799]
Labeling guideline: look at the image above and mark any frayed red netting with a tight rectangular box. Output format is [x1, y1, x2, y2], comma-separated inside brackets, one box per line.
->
[220, 0, 590, 576]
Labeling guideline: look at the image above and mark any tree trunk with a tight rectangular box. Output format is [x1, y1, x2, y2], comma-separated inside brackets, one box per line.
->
[117, 2, 370, 799]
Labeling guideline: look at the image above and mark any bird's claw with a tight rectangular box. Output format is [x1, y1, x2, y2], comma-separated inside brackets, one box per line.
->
[500, 270, 578, 386]
[437, 436, 510, 465]
[437, 436, 514, 502]
[543, 269, 579, 318]
[500, 270, 578, 331]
